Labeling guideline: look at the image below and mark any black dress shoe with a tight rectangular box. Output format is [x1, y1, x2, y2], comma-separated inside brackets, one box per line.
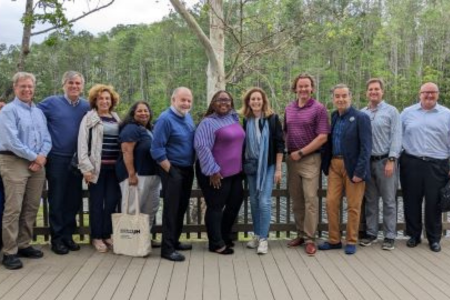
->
[175, 243, 192, 251]
[406, 237, 421, 248]
[64, 240, 81, 251]
[161, 251, 185, 262]
[2, 254, 23, 270]
[52, 243, 69, 255]
[430, 242, 441, 252]
[18, 246, 44, 258]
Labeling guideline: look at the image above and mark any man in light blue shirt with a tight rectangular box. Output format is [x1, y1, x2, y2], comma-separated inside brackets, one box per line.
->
[360, 78, 402, 251]
[400, 82, 450, 252]
[0, 72, 52, 270]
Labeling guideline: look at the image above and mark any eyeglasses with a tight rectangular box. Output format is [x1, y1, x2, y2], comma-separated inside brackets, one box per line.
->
[17, 85, 34, 90]
[420, 91, 438, 95]
[214, 98, 232, 103]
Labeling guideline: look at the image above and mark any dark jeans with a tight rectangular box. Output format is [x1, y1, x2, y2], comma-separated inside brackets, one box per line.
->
[88, 166, 121, 239]
[400, 153, 449, 243]
[0, 176, 3, 247]
[159, 165, 194, 255]
[46, 154, 83, 244]
[196, 163, 244, 251]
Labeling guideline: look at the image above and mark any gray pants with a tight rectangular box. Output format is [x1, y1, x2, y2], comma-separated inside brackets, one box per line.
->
[120, 175, 161, 229]
[364, 159, 398, 239]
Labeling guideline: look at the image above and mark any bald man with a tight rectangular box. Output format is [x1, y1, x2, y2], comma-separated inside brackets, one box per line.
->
[151, 87, 196, 262]
[400, 82, 450, 252]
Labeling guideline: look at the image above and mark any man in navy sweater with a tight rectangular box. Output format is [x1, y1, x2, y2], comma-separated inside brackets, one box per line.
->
[38, 71, 90, 255]
[151, 87, 196, 262]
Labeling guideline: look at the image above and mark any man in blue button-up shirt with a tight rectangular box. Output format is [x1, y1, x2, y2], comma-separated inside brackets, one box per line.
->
[400, 82, 450, 253]
[0, 72, 52, 270]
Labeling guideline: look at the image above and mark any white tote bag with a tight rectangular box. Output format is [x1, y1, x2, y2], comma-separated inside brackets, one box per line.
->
[112, 185, 151, 257]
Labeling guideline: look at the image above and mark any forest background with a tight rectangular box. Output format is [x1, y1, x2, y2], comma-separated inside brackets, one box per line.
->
[1, 0, 450, 122]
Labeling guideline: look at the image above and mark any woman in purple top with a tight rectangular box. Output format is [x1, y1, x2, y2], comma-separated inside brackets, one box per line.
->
[194, 90, 245, 255]
[240, 87, 284, 254]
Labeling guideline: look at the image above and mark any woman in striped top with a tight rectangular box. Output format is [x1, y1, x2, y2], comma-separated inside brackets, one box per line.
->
[78, 84, 121, 253]
[194, 90, 245, 255]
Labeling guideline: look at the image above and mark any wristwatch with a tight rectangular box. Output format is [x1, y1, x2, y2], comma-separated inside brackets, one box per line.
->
[298, 150, 304, 158]
[388, 157, 396, 162]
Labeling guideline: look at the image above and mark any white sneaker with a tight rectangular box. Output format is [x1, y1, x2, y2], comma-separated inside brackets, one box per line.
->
[247, 235, 260, 249]
[257, 239, 268, 254]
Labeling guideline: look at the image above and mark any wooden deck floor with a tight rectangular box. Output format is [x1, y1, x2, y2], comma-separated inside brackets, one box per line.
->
[1, 239, 450, 300]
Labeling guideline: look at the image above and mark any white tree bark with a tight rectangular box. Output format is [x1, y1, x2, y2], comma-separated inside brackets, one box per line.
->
[169, 0, 225, 104]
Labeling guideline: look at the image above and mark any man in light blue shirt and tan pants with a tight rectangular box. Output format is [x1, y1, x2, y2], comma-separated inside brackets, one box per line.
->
[400, 82, 450, 252]
[0, 72, 52, 269]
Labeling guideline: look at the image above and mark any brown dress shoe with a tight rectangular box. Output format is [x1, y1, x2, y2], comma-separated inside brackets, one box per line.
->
[305, 242, 317, 255]
[287, 237, 305, 248]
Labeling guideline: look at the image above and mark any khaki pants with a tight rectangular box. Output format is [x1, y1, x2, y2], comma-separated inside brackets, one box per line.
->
[287, 153, 321, 241]
[0, 154, 45, 254]
[326, 158, 365, 245]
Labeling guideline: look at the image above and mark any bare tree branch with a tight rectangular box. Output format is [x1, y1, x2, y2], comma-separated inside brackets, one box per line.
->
[170, 0, 221, 73]
[31, 0, 115, 36]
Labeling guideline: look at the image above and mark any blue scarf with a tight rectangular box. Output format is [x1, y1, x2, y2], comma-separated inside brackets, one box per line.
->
[245, 117, 269, 195]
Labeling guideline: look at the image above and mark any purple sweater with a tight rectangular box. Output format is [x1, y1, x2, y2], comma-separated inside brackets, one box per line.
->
[194, 112, 245, 177]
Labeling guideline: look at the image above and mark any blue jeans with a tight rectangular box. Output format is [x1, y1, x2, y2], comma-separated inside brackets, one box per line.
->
[247, 165, 275, 239]
[88, 166, 121, 239]
[46, 154, 83, 244]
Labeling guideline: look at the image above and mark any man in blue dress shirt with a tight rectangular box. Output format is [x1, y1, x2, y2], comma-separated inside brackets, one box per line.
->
[0, 72, 52, 270]
[400, 82, 450, 252]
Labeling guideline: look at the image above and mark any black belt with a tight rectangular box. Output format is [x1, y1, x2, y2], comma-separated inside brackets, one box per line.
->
[403, 152, 448, 164]
[332, 155, 344, 159]
[371, 154, 388, 161]
[0, 151, 15, 156]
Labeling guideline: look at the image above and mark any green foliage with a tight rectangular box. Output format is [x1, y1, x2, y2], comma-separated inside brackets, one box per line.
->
[2, 0, 450, 119]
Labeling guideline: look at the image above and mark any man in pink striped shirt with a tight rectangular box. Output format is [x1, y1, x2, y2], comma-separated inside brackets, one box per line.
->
[284, 73, 330, 255]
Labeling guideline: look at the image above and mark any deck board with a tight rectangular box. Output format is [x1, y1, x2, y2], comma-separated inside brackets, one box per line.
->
[0, 240, 450, 299]
[281, 242, 328, 300]
[232, 242, 257, 300]
[184, 242, 205, 300]
[269, 241, 307, 299]
[94, 255, 132, 300]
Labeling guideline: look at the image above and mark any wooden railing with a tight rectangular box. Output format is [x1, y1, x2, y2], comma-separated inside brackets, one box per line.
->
[33, 170, 450, 242]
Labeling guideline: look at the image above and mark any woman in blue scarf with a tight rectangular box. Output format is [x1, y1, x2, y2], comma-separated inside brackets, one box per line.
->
[240, 87, 284, 254]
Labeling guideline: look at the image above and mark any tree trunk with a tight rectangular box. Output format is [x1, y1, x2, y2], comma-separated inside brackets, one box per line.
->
[169, 0, 225, 104]
[207, 0, 225, 103]
[18, 0, 34, 71]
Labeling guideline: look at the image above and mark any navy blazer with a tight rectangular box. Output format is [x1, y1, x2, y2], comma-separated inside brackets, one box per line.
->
[321, 106, 372, 182]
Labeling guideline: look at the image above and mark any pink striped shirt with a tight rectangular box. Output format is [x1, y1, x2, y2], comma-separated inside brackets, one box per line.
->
[284, 98, 330, 152]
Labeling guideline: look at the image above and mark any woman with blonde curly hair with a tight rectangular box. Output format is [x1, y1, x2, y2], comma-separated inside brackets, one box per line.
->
[78, 84, 121, 252]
